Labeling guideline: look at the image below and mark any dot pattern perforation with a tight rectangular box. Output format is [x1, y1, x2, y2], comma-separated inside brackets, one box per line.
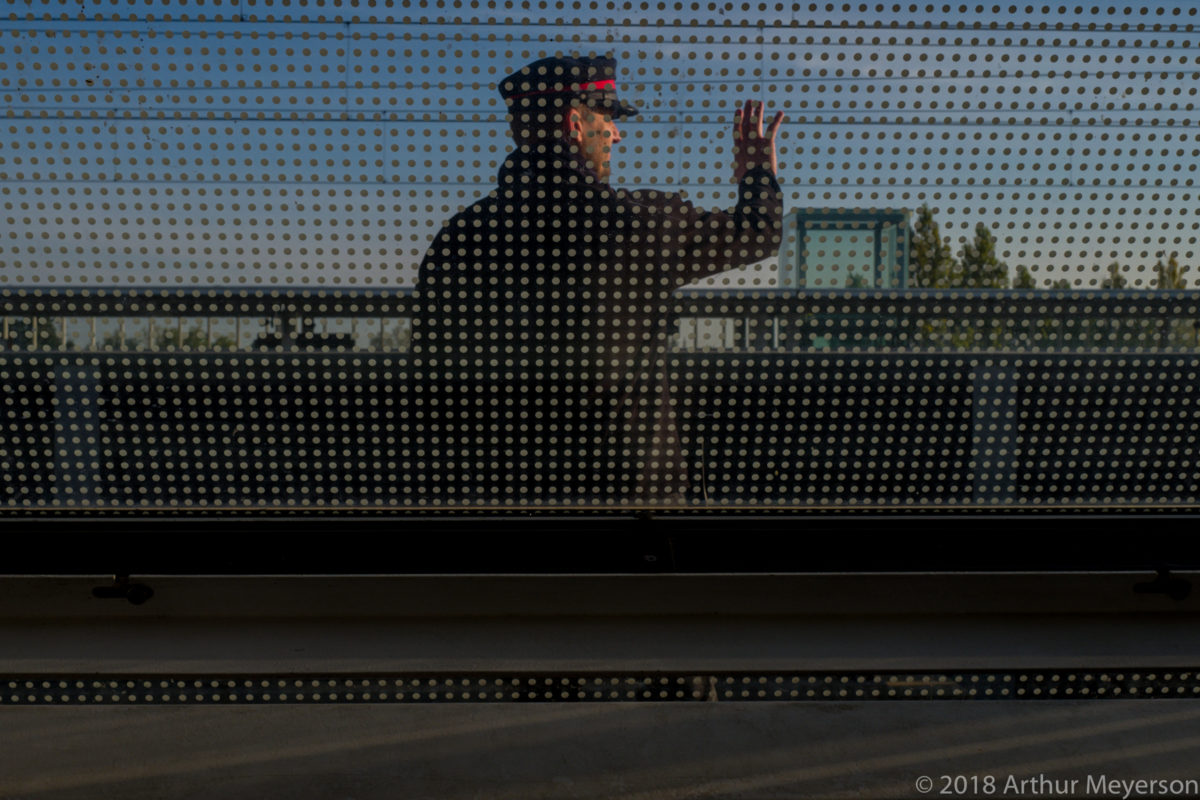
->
[2, 670, 1198, 705]
[2, 2, 1199, 510]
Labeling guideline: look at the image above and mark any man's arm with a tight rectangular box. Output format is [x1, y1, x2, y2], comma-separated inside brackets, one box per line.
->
[624, 100, 786, 286]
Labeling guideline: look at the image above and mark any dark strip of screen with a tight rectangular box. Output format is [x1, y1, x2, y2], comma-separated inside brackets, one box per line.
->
[3, 669, 1198, 705]
[3, 515, 1199, 573]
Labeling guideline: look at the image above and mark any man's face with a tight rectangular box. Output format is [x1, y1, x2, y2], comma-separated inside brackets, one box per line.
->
[571, 105, 621, 180]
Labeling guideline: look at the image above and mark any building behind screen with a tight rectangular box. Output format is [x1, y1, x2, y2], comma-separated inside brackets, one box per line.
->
[777, 209, 911, 290]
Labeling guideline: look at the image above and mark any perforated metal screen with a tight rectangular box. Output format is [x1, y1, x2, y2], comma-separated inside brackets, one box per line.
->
[5, 669, 1198, 705]
[2, 1, 1199, 510]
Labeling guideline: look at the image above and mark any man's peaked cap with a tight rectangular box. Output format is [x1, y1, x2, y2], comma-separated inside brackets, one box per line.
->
[499, 54, 639, 120]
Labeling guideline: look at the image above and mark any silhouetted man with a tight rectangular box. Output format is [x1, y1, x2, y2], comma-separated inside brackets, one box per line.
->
[410, 55, 784, 504]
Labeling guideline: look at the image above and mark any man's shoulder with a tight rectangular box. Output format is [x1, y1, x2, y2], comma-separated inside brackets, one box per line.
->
[421, 192, 509, 256]
[440, 191, 506, 228]
[615, 186, 698, 217]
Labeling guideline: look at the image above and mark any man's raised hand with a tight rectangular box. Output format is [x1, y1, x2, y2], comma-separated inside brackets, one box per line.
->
[732, 99, 785, 182]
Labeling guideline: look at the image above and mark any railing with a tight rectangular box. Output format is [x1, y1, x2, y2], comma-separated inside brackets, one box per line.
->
[2, 287, 1198, 510]
[3, 287, 1200, 353]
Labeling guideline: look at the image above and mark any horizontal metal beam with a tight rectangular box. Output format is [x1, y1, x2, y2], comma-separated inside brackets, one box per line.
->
[3, 286, 1199, 320]
[4, 669, 1198, 706]
[3, 572, 1198, 618]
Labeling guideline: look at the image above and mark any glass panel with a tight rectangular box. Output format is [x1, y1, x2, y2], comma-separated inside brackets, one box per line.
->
[2, 1, 1199, 511]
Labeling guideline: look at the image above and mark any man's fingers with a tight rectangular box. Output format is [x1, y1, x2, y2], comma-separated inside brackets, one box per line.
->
[735, 100, 772, 140]
[766, 110, 785, 140]
[732, 99, 784, 178]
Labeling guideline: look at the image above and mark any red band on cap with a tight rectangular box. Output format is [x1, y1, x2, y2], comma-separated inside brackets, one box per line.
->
[579, 79, 616, 92]
[509, 79, 617, 100]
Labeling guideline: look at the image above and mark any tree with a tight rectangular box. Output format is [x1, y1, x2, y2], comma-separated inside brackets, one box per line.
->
[1154, 252, 1188, 290]
[958, 223, 1009, 289]
[154, 323, 236, 351]
[955, 223, 1010, 348]
[1100, 262, 1128, 290]
[1012, 264, 1037, 289]
[98, 323, 154, 350]
[370, 320, 413, 351]
[907, 205, 970, 348]
[99, 331, 125, 350]
[3, 317, 63, 350]
[156, 324, 208, 351]
[1025, 279, 1075, 347]
[1094, 263, 1135, 347]
[1152, 253, 1192, 349]
[908, 204, 957, 289]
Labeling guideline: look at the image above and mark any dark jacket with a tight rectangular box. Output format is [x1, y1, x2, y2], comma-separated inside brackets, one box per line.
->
[409, 141, 783, 504]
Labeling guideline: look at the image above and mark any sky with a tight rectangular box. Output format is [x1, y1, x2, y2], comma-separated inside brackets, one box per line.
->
[3, 0, 1199, 288]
